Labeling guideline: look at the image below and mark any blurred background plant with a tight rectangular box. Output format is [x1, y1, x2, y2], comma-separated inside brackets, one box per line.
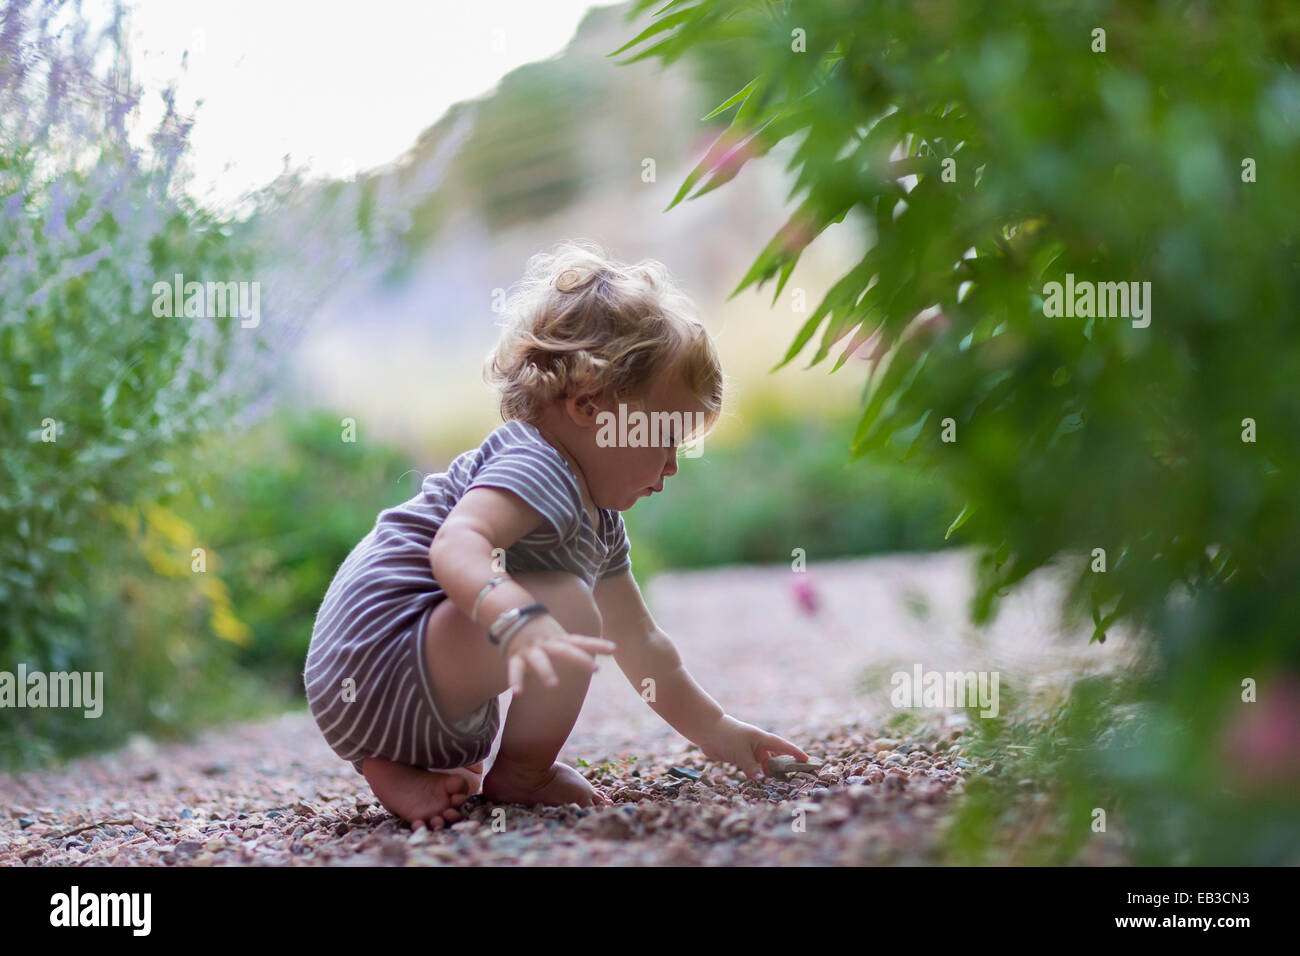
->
[624, 401, 954, 578]
[617, 0, 1300, 863]
[174, 409, 423, 693]
[0, 0, 269, 765]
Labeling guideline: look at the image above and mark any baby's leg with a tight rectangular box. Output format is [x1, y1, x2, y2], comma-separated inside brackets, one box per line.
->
[422, 569, 610, 808]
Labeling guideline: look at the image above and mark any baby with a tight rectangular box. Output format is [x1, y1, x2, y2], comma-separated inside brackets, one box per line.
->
[303, 239, 809, 831]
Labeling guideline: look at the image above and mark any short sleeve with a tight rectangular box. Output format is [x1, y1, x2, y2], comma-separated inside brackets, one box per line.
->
[464, 443, 582, 543]
[599, 512, 632, 579]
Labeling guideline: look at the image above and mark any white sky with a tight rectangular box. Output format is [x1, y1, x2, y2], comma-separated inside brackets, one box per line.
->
[109, 0, 608, 210]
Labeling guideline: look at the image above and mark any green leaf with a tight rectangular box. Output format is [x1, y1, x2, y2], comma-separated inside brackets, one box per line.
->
[702, 77, 760, 121]
[606, 8, 697, 61]
[945, 503, 973, 540]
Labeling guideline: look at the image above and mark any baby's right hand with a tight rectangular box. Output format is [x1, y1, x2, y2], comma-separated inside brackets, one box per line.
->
[502, 613, 614, 695]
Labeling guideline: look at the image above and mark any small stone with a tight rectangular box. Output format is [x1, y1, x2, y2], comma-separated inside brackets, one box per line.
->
[180, 809, 194, 820]
[766, 755, 825, 781]
[18, 818, 35, 829]
[170, 841, 202, 861]
[667, 766, 701, 782]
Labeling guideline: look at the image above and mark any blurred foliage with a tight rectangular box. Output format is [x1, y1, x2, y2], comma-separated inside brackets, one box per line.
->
[618, 0, 1300, 862]
[0, 1, 275, 766]
[458, 64, 592, 230]
[625, 403, 956, 577]
[1, 6, 258, 660]
[175, 409, 421, 692]
[0, 522, 277, 770]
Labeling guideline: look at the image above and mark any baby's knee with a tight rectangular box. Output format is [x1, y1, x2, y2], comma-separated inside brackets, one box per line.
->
[510, 570, 602, 638]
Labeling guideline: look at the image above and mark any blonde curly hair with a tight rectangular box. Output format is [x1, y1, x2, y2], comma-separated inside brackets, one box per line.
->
[484, 239, 725, 440]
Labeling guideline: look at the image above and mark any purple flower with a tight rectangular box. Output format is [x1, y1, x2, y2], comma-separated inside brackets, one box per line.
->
[1218, 673, 1300, 791]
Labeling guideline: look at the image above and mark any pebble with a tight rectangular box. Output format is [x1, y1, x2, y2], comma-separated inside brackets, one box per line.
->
[170, 841, 202, 861]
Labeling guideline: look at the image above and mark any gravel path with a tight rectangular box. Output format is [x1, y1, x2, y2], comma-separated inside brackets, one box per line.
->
[1, 551, 1141, 866]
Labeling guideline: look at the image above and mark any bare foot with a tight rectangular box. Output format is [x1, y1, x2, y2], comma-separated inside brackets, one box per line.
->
[482, 759, 612, 808]
[362, 757, 483, 830]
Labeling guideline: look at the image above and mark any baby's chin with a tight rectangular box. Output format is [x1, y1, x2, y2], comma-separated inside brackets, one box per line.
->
[614, 488, 653, 510]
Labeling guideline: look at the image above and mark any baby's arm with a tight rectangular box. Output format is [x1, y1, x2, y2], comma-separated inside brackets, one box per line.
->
[594, 568, 810, 776]
[432, 487, 614, 693]
[593, 568, 728, 741]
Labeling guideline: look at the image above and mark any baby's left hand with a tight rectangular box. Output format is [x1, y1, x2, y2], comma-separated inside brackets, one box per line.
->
[697, 714, 810, 780]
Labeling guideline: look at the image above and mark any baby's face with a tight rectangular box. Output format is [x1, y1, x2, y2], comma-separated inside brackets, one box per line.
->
[584, 376, 710, 511]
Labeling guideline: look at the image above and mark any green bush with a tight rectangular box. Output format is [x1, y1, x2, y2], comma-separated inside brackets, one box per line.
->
[0, 1, 266, 766]
[625, 405, 956, 576]
[619, 0, 1300, 862]
[176, 409, 424, 692]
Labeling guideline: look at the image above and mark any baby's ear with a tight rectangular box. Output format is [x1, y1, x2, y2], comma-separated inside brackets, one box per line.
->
[566, 392, 602, 424]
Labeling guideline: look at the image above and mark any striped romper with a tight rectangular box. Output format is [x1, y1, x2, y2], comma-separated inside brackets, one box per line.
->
[303, 418, 632, 776]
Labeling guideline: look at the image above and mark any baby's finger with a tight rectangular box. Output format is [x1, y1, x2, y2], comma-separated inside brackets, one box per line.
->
[762, 733, 811, 762]
[527, 646, 560, 687]
[548, 640, 600, 673]
[507, 654, 527, 695]
[567, 635, 617, 655]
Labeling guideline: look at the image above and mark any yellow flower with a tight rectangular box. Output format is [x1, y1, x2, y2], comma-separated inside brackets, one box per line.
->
[107, 501, 251, 646]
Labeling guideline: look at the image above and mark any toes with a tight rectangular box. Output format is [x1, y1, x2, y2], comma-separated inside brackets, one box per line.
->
[449, 792, 468, 806]
[441, 807, 460, 822]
